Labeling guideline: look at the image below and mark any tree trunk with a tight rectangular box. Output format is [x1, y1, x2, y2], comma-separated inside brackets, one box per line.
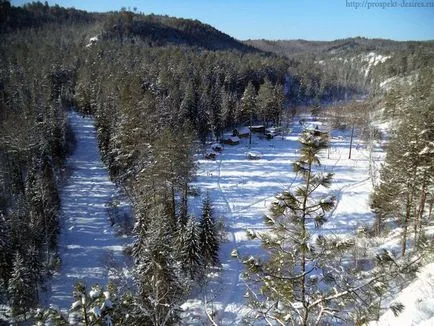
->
[249, 114, 252, 147]
[429, 193, 433, 220]
[401, 191, 412, 256]
[415, 175, 427, 244]
[348, 122, 355, 159]
[301, 159, 312, 325]
[180, 183, 188, 225]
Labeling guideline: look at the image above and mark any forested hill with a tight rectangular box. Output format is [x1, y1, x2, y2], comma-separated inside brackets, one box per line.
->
[0, 1, 95, 32]
[244, 37, 434, 58]
[246, 37, 434, 97]
[0, 1, 257, 52]
[101, 13, 259, 52]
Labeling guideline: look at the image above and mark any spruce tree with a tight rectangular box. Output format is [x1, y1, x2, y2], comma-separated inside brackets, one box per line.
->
[0, 213, 12, 285]
[257, 78, 275, 125]
[240, 81, 257, 146]
[133, 204, 185, 325]
[7, 252, 36, 320]
[180, 216, 203, 280]
[199, 195, 220, 268]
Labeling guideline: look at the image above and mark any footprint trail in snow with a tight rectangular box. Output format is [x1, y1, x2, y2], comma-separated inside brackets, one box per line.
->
[47, 111, 131, 310]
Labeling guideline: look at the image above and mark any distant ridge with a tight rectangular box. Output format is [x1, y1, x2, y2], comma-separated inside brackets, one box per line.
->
[102, 13, 260, 52]
[244, 37, 434, 57]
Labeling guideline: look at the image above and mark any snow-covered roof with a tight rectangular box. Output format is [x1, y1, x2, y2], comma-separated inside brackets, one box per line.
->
[246, 151, 263, 160]
[211, 143, 222, 150]
[235, 127, 250, 134]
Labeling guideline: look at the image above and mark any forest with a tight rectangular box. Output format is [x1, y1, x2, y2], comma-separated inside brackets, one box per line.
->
[0, 1, 433, 325]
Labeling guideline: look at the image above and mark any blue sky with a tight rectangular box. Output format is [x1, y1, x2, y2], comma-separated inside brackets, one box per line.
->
[12, 0, 434, 41]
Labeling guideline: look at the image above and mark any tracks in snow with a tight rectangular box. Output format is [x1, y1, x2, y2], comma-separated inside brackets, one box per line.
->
[46, 111, 130, 311]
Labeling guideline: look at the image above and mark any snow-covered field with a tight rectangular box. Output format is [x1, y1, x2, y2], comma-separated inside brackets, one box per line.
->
[182, 117, 387, 324]
[45, 111, 432, 325]
[44, 111, 131, 311]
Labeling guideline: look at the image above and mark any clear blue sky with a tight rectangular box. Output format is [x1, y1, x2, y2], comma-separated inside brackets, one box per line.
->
[11, 0, 434, 41]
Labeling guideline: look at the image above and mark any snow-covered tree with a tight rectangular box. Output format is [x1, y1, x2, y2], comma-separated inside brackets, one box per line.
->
[371, 69, 433, 253]
[7, 252, 36, 320]
[199, 195, 220, 269]
[257, 78, 275, 125]
[0, 214, 12, 287]
[239, 81, 257, 146]
[241, 129, 342, 325]
[179, 216, 203, 280]
[133, 204, 185, 325]
[67, 282, 117, 326]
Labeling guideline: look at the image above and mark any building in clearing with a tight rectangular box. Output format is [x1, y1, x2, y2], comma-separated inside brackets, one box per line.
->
[233, 127, 250, 138]
[250, 125, 265, 133]
[222, 136, 240, 145]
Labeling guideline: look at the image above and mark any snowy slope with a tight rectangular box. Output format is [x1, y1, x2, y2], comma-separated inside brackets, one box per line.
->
[182, 118, 386, 324]
[372, 263, 434, 326]
[45, 111, 131, 311]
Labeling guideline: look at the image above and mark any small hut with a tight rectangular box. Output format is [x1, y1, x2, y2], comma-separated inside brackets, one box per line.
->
[250, 125, 266, 133]
[211, 143, 223, 152]
[223, 136, 240, 145]
[246, 151, 263, 160]
[205, 151, 217, 160]
[233, 127, 250, 138]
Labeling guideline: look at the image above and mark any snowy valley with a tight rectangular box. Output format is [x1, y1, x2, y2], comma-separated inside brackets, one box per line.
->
[0, 3, 433, 325]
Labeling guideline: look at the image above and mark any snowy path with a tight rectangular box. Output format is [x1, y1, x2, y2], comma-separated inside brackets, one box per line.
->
[46, 111, 130, 310]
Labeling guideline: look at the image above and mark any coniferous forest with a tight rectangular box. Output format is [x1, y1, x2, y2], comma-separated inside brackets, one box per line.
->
[0, 1, 433, 325]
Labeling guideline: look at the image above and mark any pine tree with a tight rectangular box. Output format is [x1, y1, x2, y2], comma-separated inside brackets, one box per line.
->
[239, 81, 257, 146]
[133, 204, 185, 325]
[199, 196, 220, 268]
[25, 245, 43, 299]
[68, 282, 116, 326]
[179, 216, 203, 279]
[242, 129, 340, 325]
[257, 78, 274, 125]
[7, 252, 36, 320]
[371, 70, 433, 253]
[272, 82, 285, 126]
[0, 213, 12, 285]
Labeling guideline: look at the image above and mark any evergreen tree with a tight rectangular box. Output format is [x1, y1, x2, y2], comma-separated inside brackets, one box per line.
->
[272, 82, 286, 126]
[199, 195, 220, 268]
[239, 81, 257, 146]
[7, 252, 36, 320]
[0, 213, 12, 285]
[371, 70, 433, 253]
[180, 216, 203, 280]
[68, 282, 116, 326]
[133, 204, 185, 325]
[257, 78, 275, 125]
[242, 129, 339, 325]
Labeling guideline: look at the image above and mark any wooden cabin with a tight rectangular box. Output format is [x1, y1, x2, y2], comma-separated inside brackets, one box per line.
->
[233, 127, 250, 138]
[250, 125, 265, 133]
[223, 136, 240, 145]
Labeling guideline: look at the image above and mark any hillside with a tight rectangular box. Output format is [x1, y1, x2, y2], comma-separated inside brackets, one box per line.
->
[102, 13, 259, 52]
[244, 37, 434, 60]
[246, 37, 434, 98]
[0, 2, 258, 53]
